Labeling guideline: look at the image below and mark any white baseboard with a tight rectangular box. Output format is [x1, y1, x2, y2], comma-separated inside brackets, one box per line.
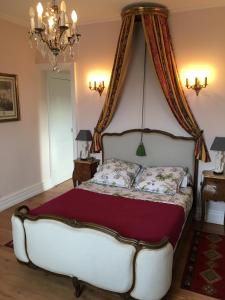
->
[0, 179, 54, 212]
[195, 208, 225, 225]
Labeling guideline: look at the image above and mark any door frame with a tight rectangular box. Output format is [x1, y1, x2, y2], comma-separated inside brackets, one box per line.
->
[46, 63, 77, 186]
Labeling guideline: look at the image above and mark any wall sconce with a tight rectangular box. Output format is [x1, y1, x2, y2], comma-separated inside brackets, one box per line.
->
[89, 81, 105, 96]
[185, 77, 208, 96]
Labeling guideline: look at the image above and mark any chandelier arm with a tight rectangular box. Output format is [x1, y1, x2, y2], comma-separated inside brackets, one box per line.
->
[69, 34, 77, 45]
[59, 29, 66, 40]
[38, 32, 56, 53]
[60, 44, 69, 52]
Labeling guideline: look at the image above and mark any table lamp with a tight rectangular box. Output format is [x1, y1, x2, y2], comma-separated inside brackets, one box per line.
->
[210, 137, 225, 174]
[76, 130, 93, 160]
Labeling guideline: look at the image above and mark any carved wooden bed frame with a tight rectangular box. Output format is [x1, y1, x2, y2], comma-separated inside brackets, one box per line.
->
[12, 129, 198, 300]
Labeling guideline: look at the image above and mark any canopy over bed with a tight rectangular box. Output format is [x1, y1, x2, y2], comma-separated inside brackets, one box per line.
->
[91, 2, 210, 162]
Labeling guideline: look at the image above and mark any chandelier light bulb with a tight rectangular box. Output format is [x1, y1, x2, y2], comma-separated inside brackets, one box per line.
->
[37, 2, 43, 17]
[48, 16, 54, 30]
[60, 1, 67, 26]
[36, 2, 43, 28]
[60, 1, 67, 12]
[29, 7, 35, 30]
[71, 10, 78, 23]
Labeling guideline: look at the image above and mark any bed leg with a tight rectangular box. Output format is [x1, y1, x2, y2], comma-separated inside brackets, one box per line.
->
[27, 261, 39, 270]
[121, 293, 132, 300]
[72, 277, 82, 298]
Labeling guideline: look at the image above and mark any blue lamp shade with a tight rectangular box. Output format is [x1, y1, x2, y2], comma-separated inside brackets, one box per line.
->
[75, 130, 93, 141]
[210, 137, 225, 151]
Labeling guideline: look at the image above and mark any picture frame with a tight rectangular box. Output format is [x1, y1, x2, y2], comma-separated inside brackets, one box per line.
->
[0, 73, 20, 122]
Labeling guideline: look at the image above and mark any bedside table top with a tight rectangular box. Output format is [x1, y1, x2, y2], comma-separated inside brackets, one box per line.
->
[202, 170, 225, 180]
[74, 158, 100, 165]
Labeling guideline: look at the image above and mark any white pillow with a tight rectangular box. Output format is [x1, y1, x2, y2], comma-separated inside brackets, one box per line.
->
[134, 166, 186, 195]
[91, 158, 141, 188]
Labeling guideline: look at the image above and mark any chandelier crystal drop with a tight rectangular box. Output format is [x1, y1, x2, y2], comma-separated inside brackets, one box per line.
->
[29, 0, 81, 71]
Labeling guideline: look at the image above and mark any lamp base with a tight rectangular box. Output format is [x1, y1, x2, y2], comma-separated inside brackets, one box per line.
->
[213, 170, 224, 175]
[79, 148, 89, 161]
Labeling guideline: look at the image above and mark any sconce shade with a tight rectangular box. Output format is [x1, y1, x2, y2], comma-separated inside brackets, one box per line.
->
[210, 137, 225, 151]
[76, 130, 93, 141]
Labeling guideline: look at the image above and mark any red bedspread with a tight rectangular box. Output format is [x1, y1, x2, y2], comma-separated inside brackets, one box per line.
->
[30, 188, 185, 247]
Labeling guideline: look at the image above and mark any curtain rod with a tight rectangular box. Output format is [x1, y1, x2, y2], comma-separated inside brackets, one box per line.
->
[121, 4, 168, 18]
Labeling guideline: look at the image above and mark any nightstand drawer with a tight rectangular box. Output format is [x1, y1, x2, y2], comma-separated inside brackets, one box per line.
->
[203, 178, 225, 201]
[75, 164, 91, 175]
[77, 174, 91, 183]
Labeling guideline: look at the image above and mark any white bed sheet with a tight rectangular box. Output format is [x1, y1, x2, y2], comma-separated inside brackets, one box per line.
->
[78, 181, 193, 218]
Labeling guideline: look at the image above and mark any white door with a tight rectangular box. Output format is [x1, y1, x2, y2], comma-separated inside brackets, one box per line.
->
[48, 71, 74, 185]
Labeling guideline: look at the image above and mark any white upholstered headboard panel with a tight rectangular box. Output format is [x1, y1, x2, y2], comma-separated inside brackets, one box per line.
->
[102, 129, 196, 177]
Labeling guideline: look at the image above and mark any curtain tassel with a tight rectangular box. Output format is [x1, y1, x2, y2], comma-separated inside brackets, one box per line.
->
[136, 140, 146, 156]
[136, 42, 147, 157]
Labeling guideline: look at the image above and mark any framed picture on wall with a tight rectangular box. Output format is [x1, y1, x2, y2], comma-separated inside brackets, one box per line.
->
[0, 73, 20, 122]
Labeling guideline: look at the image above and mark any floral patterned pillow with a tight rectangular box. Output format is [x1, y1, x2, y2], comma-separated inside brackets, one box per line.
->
[91, 158, 141, 188]
[134, 166, 186, 195]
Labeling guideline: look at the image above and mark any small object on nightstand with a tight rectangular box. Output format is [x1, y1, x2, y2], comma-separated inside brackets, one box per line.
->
[73, 158, 99, 187]
[201, 170, 225, 227]
[210, 137, 225, 175]
[75, 130, 93, 160]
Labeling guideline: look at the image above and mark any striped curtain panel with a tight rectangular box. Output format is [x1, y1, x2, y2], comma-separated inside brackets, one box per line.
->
[142, 13, 210, 162]
[91, 5, 210, 162]
[91, 14, 135, 153]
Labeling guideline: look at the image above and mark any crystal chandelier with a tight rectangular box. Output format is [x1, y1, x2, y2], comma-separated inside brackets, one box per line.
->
[29, 1, 81, 71]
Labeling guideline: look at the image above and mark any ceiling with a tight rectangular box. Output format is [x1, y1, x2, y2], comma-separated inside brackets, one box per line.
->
[1, 0, 225, 27]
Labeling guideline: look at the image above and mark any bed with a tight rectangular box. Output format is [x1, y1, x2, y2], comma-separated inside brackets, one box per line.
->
[11, 129, 198, 300]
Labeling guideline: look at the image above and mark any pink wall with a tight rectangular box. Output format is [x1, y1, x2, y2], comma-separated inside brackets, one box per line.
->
[75, 7, 225, 223]
[75, 7, 225, 169]
[76, 7, 225, 146]
[75, 21, 121, 131]
[1, 6, 225, 222]
[0, 19, 50, 201]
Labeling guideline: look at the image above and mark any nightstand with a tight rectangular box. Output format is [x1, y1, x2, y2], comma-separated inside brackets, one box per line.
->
[72, 158, 100, 187]
[201, 170, 225, 225]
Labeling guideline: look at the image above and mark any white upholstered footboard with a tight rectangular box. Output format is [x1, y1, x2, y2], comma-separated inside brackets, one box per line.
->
[12, 207, 173, 300]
